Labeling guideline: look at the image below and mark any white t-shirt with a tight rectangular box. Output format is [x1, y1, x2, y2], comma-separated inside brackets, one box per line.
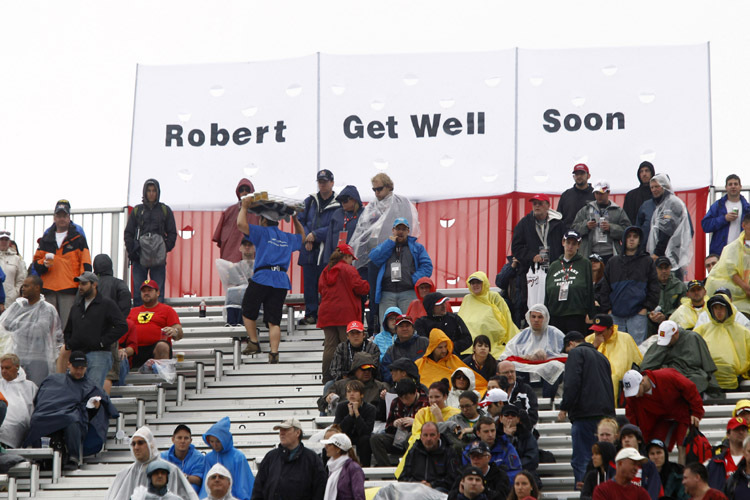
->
[55, 231, 66, 248]
[726, 199, 742, 243]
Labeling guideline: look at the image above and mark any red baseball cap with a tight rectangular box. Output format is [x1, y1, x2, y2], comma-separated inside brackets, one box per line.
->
[395, 315, 414, 326]
[528, 193, 550, 204]
[572, 163, 589, 174]
[346, 320, 364, 333]
[140, 279, 160, 291]
[728, 417, 748, 432]
[337, 243, 357, 259]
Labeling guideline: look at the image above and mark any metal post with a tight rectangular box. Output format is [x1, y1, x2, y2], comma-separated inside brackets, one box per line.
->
[52, 450, 61, 483]
[137, 399, 146, 428]
[214, 351, 223, 382]
[286, 305, 295, 335]
[196, 362, 205, 394]
[8, 476, 16, 500]
[157, 387, 166, 418]
[233, 339, 241, 370]
[177, 374, 185, 406]
[30, 463, 39, 496]
[116, 414, 125, 443]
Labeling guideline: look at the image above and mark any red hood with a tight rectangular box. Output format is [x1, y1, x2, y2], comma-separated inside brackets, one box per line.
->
[414, 277, 436, 298]
[235, 178, 255, 200]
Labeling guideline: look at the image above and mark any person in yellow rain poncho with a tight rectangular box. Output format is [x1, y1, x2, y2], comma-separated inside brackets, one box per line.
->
[694, 293, 750, 390]
[458, 271, 519, 357]
[669, 279, 709, 330]
[706, 224, 750, 316]
[394, 378, 459, 478]
[415, 328, 488, 396]
[584, 314, 642, 405]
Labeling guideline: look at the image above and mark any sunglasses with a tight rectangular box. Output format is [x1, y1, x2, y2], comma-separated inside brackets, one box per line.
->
[372, 186, 385, 193]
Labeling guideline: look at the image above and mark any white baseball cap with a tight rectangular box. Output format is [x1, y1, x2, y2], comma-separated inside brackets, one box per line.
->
[656, 320, 679, 346]
[593, 180, 610, 193]
[320, 433, 352, 451]
[622, 370, 643, 398]
[615, 447, 647, 463]
[484, 388, 508, 404]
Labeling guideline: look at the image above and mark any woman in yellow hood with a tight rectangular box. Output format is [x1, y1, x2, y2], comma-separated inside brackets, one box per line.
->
[458, 271, 519, 357]
[415, 329, 487, 395]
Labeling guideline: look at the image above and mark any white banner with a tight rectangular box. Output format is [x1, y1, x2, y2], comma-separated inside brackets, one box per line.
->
[516, 44, 711, 194]
[319, 51, 516, 202]
[129, 56, 318, 209]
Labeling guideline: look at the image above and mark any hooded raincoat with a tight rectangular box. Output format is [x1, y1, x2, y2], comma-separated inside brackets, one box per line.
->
[124, 179, 178, 263]
[646, 174, 694, 271]
[0, 296, 63, 386]
[405, 277, 436, 320]
[445, 367, 480, 408]
[372, 306, 400, 361]
[415, 329, 487, 395]
[0, 367, 37, 448]
[205, 463, 239, 500]
[694, 294, 750, 389]
[669, 296, 709, 330]
[106, 426, 198, 500]
[93, 254, 132, 316]
[322, 185, 365, 264]
[623, 162, 655, 226]
[705, 230, 750, 315]
[200, 417, 255, 500]
[316, 259, 370, 329]
[503, 304, 565, 359]
[161, 442, 206, 494]
[584, 326, 643, 403]
[212, 179, 258, 263]
[458, 271, 519, 357]
[0, 245, 25, 307]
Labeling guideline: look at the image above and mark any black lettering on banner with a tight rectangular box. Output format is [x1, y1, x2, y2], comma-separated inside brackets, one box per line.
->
[233, 128, 252, 145]
[211, 123, 229, 146]
[584, 113, 603, 131]
[443, 117, 462, 135]
[343, 115, 364, 139]
[188, 129, 205, 146]
[542, 109, 561, 133]
[564, 114, 582, 131]
[165, 125, 184, 147]
[411, 114, 441, 138]
[607, 112, 625, 130]
[164, 121, 287, 147]
[543, 109, 626, 133]
[274, 120, 287, 143]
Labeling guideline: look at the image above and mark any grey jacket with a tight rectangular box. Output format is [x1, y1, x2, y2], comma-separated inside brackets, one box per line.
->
[571, 200, 631, 257]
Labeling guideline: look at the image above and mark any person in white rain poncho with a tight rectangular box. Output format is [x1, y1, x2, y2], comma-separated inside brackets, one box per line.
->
[0, 275, 63, 386]
[0, 354, 37, 448]
[646, 173, 694, 280]
[129, 459, 184, 500]
[105, 426, 198, 500]
[205, 464, 238, 500]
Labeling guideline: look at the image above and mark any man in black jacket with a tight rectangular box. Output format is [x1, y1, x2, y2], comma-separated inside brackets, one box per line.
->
[448, 442, 510, 500]
[62, 272, 128, 390]
[415, 292, 472, 355]
[557, 163, 594, 229]
[399, 421, 461, 492]
[496, 361, 539, 428]
[558, 331, 615, 486]
[123, 179, 177, 306]
[623, 161, 655, 226]
[252, 417, 325, 500]
[511, 194, 565, 275]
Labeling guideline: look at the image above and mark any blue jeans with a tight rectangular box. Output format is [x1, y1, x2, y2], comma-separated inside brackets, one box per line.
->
[131, 261, 166, 307]
[379, 290, 417, 316]
[571, 418, 600, 486]
[117, 358, 130, 386]
[301, 263, 325, 319]
[86, 351, 113, 390]
[612, 313, 648, 345]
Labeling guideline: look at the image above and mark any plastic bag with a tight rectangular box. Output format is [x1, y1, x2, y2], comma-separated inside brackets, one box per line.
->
[152, 359, 177, 384]
[129, 485, 148, 500]
[373, 483, 447, 500]
[526, 264, 546, 310]
[392, 427, 410, 451]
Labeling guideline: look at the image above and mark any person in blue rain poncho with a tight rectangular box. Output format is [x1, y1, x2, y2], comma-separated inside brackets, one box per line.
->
[161, 424, 205, 494]
[199, 417, 254, 500]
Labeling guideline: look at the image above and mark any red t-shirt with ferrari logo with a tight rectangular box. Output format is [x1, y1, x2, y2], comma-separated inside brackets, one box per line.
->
[127, 303, 180, 347]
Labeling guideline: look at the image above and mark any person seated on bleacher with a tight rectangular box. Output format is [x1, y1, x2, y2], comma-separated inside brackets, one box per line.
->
[695, 293, 750, 390]
[646, 256, 687, 337]
[580, 441, 617, 500]
[447, 391, 485, 446]
[160, 424, 205, 494]
[373, 307, 401, 361]
[199, 416, 255, 500]
[253, 417, 326, 500]
[593, 448, 652, 500]
[327, 320, 380, 385]
[415, 292, 472, 355]
[478, 388, 508, 422]
[640, 320, 720, 397]
[23, 351, 117, 469]
[448, 443, 510, 500]
[734, 400, 750, 425]
[127, 280, 183, 369]
[332, 380, 376, 467]
[707, 417, 749, 491]
[609, 424, 663, 499]
[669, 279, 709, 330]
[398, 421, 461, 493]
[645, 439, 687, 500]
[205, 463, 239, 500]
[462, 417, 522, 483]
[405, 277, 436, 321]
[371, 378, 428, 466]
[105, 426, 198, 500]
[496, 361, 538, 428]
[462, 335, 497, 383]
[380, 314, 429, 384]
[388, 357, 428, 396]
[143, 459, 184, 500]
[498, 404, 540, 487]
[722, 434, 750, 499]
[695, 287, 750, 330]
[320, 352, 388, 416]
[0, 353, 37, 448]
[319, 432, 366, 500]
[458, 272, 519, 358]
[705, 212, 750, 316]
[415, 329, 487, 395]
[446, 367, 481, 408]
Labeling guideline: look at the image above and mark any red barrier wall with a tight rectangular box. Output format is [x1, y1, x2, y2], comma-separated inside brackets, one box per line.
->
[163, 188, 709, 298]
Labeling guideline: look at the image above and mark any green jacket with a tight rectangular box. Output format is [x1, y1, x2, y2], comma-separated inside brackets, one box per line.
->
[658, 274, 688, 318]
[571, 200, 631, 257]
[544, 253, 595, 318]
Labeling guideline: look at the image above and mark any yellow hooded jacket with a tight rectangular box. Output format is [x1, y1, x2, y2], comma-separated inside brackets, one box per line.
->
[669, 296, 708, 330]
[458, 271, 519, 357]
[415, 328, 488, 395]
[585, 326, 642, 404]
[706, 231, 750, 315]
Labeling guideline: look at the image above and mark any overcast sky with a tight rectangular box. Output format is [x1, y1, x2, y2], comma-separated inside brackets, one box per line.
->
[1, 0, 746, 212]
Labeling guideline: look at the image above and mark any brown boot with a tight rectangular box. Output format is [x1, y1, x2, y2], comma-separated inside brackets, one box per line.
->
[242, 341, 261, 355]
[268, 352, 279, 364]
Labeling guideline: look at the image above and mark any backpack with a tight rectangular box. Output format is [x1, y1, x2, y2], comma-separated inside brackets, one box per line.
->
[683, 425, 712, 466]
[133, 204, 168, 267]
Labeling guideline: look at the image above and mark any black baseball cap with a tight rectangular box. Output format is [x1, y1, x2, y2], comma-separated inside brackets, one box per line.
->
[563, 229, 582, 241]
[54, 199, 71, 214]
[589, 253, 603, 263]
[467, 441, 491, 455]
[655, 256, 672, 268]
[461, 465, 485, 480]
[70, 351, 88, 367]
[590, 314, 614, 332]
[317, 169, 334, 182]
[501, 404, 521, 417]
[687, 279, 704, 290]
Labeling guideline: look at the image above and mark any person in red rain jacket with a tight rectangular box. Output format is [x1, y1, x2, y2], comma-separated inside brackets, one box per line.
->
[623, 368, 704, 464]
[405, 277, 436, 321]
[318, 243, 370, 382]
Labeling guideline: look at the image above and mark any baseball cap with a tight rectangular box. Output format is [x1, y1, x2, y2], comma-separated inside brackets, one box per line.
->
[728, 417, 748, 432]
[647, 439, 667, 453]
[572, 163, 590, 174]
[273, 417, 302, 431]
[501, 404, 521, 416]
[716, 287, 733, 300]
[588, 253, 603, 263]
[316, 169, 334, 182]
[460, 465, 485, 480]
[482, 388, 508, 404]
[74, 271, 99, 284]
[467, 441, 491, 456]
[622, 370, 643, 398]
[392, 217, 410, 229]
[656, 320, 679, 346]
[54, 199, 71, 214]
[655, 256, 672, 268]
[0, 229, 11, 239]
[563, 229, 582, 241]
[687, 279, 704, 290]
[433, 293, 450, 306]
[615, 448, 647, 463]
[528, 193, 550, 204]
[320, 433, 352, 451]
[395, 314, 414, 326]
[140, 279, 160, 291]
[346, 320, 364, 333]
[590, 314, 614, 332]
[70, 351, 88, 367]
[563, 331, 585, 350]
[337, 243, 357, 259]
[736, 402, 750, 416]
[593, 180, 610, 193]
